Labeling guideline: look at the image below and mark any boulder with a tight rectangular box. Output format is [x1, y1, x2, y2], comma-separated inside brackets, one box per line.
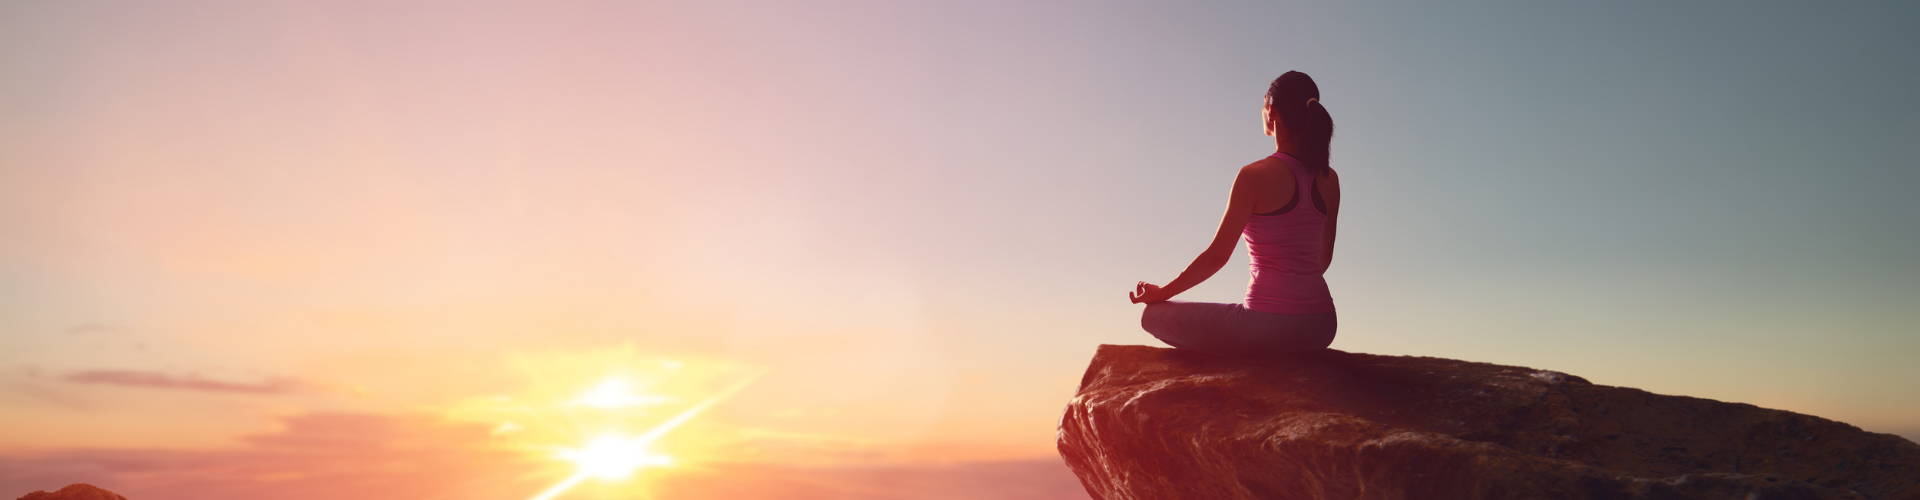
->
[1056, 344, 1920, 499]
[16, 484, 126, 500]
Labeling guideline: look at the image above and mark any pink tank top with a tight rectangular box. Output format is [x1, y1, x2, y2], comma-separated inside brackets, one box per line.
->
[1242, 152, 1336, 314]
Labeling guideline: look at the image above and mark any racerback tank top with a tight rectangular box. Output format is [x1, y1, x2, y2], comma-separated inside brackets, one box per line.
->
[1242, 152, 1336, 314]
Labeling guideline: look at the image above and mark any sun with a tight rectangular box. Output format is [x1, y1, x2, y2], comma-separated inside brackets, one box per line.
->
[559, 433, 673, 479]
[518, 360, 768, 500]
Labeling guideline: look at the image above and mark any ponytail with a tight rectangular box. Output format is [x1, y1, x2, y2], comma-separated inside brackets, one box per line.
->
[1267, 71, 1334, 176]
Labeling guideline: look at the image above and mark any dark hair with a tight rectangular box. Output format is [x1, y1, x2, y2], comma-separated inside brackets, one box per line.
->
[1266, 71, 1334, 176]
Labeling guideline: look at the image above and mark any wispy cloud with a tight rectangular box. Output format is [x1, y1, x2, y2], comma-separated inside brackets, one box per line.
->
[61, 370, 302, 395]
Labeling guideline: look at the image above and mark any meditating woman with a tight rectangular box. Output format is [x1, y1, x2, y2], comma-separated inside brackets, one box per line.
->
[1128, 70, 1340, 357]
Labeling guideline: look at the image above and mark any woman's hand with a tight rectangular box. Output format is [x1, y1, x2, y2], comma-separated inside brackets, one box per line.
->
[1129, 281, 1169, 304]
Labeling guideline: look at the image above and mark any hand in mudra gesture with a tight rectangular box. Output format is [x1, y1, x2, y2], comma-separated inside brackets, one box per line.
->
[1129, 281, 1169, 304]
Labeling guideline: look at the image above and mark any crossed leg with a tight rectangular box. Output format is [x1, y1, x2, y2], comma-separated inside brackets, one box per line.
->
[1140, 300, 1336, 358]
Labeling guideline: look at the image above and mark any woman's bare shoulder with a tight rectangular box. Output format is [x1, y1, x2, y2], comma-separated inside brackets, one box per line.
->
[1238, 156, 1289, 178]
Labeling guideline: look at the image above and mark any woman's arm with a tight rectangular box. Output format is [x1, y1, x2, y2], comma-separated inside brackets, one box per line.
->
[1132, 165, 1265, 303]
[1319, 168, 1341, 273]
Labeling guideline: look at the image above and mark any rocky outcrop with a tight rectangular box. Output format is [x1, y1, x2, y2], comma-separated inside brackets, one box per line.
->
[16, 484, 125, 500]
[1056, 344, 1920, 500]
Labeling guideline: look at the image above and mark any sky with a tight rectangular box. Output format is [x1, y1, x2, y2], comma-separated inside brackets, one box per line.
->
[3, 1, 1918, 498]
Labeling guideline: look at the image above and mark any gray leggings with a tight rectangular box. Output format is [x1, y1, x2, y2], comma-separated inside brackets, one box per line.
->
[1140, 301, 1337, 358]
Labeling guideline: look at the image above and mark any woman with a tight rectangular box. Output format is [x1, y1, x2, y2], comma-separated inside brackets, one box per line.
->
[1128, 70, 1340, 358]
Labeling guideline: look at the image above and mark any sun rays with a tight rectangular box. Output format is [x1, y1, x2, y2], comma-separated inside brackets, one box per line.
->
[530, 372, 765, 499]
[433, 343, 767, 500]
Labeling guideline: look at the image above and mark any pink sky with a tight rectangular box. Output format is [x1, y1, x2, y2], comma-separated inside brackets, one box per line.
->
[5, 1, 1917, 498]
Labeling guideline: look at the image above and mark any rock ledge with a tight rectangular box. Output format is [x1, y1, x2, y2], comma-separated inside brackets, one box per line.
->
[1056, 344, 1920, 500]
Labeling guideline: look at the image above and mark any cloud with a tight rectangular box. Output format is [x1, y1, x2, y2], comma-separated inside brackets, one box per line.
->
[60, 370, 302, 395]
[0, 411, 1086, 500]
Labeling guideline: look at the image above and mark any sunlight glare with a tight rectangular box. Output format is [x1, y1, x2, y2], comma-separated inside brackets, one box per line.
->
[558, 434, 672, 479]
[568, 376, 675, 407]
[574, 376, 671, 409]
[526, 367, 767, 500]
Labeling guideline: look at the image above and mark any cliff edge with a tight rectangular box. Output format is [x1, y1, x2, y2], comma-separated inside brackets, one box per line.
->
[1056, 344, 1920, 499]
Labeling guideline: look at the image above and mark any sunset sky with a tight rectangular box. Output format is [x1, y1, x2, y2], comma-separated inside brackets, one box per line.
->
[3, 1, 1917, 498]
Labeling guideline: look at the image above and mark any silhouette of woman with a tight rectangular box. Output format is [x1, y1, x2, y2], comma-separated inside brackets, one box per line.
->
[1128, 71, 1340, 358]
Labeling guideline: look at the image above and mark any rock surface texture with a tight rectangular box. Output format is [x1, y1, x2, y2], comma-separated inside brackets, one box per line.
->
[15, 484, 125, 500]
[1057, 344, 1920, 500]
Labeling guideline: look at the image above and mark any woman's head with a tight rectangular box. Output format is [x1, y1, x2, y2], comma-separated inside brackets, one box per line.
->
[1263, 71, 1334, 175]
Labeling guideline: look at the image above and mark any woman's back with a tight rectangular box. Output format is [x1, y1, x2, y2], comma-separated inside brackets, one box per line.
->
[1242, 152, 1337, 314]
[1128, 69, 1339, 357]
